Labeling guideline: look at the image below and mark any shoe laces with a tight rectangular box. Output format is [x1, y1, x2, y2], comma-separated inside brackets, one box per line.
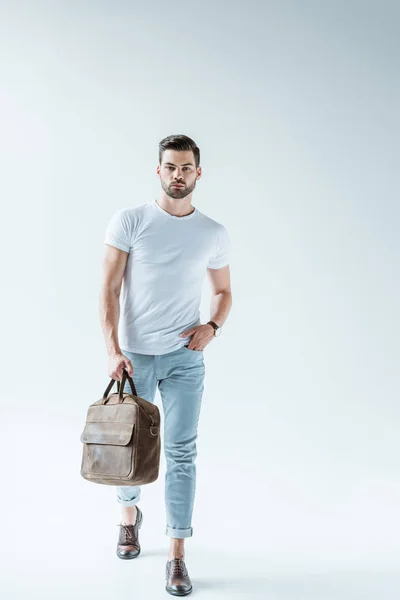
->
[170, 558, 187, 576]
[117, 523, 136, 544]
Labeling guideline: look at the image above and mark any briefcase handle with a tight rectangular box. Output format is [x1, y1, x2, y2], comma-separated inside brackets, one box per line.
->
[102, 369, 157, 428]
[103, 369, 137, 399]
[116, 376, 136, 396]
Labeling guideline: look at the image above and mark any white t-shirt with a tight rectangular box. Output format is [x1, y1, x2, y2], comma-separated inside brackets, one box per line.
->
[104, 199, 231, 355]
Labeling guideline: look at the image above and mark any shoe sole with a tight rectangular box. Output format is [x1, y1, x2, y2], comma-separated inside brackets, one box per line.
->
[116, 510, 143, 560]
[165, 587, 193, 596]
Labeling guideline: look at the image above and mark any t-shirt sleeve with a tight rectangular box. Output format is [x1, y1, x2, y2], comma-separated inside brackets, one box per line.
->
[104, 208, 133, 253]
[207, 225, 232, 269]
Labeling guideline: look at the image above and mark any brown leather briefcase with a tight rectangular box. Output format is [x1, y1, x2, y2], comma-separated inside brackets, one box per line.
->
[80, 369, 161, 486]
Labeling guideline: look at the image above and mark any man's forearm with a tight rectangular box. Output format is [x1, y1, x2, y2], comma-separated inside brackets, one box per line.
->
[209, 291, 232, 328]
[99, 288, 122, 356]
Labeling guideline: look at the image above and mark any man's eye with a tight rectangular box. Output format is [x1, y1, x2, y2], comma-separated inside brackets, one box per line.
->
[165, 166, 191, 170]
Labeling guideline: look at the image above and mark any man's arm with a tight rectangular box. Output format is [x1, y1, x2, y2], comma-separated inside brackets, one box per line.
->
[99, 244, 129, 357]
[179, 264, 233, 349]
[206, 265, 232, 328]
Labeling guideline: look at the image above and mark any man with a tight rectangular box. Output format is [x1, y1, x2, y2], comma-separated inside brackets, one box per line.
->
[99, 134, 232, 596]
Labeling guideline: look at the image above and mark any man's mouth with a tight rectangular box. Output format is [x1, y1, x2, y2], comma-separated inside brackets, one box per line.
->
[172, 184, 185, 188]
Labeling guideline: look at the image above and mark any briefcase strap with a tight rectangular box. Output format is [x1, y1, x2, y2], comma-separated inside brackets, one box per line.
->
[102, 368, 136, 399]
[102, 370, 156, 427]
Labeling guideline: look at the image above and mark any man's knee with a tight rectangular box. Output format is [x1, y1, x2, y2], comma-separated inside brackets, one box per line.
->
[164, 438, 198, 465]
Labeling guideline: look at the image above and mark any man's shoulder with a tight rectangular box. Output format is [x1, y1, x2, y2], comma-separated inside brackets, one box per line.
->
[113, 201, 150, 218]
[109, 202, 153, 226]
[196, 208, 227, 233]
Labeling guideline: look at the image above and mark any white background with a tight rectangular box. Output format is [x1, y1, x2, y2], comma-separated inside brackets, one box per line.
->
[0, 1, 399, 598]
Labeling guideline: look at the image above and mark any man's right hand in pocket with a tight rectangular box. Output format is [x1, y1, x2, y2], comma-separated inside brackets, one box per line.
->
[108, 352, 134, 380]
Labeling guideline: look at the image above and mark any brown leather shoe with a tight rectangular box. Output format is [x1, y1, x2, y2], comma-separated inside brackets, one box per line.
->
[116, 506, 143, 559]
[165, 557, 193, 596]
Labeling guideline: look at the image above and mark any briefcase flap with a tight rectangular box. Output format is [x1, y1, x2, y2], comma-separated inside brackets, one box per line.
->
[80, 421, 134, 446]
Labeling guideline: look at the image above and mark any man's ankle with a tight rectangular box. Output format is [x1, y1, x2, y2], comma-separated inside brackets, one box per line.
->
[168, 545, 185, 561]
[121, 505, 138, 526]
[168, 553, 185, 561]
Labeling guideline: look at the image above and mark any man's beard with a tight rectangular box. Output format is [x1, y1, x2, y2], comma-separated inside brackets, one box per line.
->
[161, 179, 196, 199]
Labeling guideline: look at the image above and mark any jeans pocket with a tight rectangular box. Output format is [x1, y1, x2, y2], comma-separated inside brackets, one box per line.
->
[183, 344, 203, 353]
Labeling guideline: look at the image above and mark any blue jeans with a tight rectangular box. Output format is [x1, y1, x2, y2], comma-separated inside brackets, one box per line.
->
[117, 344, 205, 539]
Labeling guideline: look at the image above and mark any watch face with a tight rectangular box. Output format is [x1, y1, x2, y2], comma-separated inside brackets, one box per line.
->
[215, 327, 222, 337]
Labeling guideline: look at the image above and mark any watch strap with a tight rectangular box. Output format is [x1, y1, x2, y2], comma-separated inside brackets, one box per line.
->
[207, 320, 220, 335]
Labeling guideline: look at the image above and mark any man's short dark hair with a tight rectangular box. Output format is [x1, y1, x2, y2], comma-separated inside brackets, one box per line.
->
[159, 134, 200, 169]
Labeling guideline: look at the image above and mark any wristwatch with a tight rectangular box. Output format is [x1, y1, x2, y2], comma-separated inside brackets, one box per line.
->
[207, 320, 222, 337]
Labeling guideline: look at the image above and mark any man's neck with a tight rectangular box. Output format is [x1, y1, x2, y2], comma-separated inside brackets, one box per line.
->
[156, 197, 195, 218]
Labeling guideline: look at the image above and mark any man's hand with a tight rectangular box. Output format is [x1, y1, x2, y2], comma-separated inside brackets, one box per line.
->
[108, 352, 134, 380]
[179, 324, 214, 351]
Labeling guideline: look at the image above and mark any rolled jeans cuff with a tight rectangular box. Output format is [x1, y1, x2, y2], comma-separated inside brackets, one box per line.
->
[165, 526, 193, 538]
[116, 490, 142, 507]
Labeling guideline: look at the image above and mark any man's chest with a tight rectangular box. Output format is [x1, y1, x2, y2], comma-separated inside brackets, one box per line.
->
[131, 225, 214, 270]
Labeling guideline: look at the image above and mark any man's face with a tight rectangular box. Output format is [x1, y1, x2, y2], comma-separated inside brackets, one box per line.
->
[158, 149, 201, 200]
